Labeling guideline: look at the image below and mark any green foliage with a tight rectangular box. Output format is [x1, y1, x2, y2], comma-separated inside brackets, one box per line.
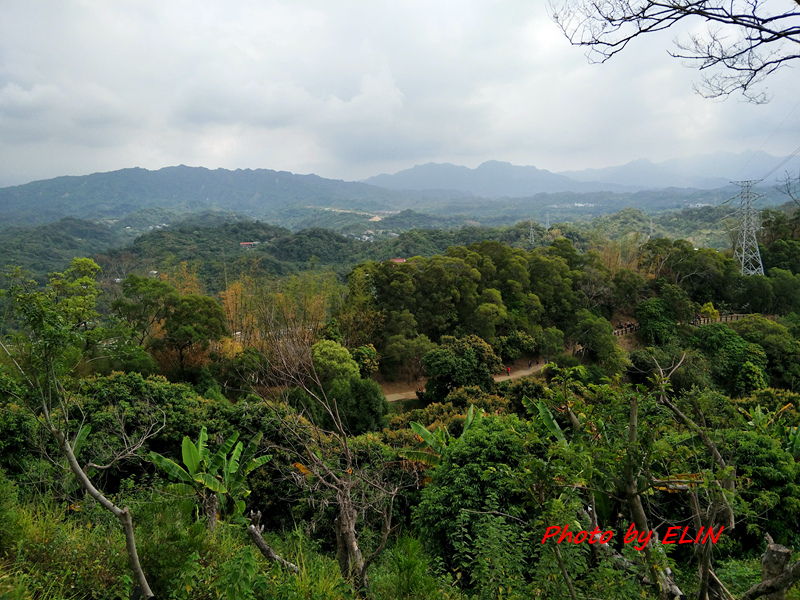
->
[112, 274, 181, 347]
[570, 308, 625, 373]
[721, 430, 800, 545]
[700, 301, 720, 320]
[0, 217, 120, 284]
[0, 470, 20, 555]
[381, 334, 437, 381]
[319, 317, 343, 343]
[5, 499, 133, 598]
[635, 298, 677, 345]
[327, 376, 389, 435]
[371, 534, 445, 600]
[738, 361, 768, 396]
[498, 376, 547, 417]
[399, 404, 484, 466]
[150, 425, 271, 526]
[731, 315, 800, 390]
[414, 416, 533, 592]
[494, 329, 537, 362]
[348, 344, 379, 378]
[77, 371, 214, 457]
[691, 323, 769, 397]
[538, 326, 564, 360]
[529, 399, 566, 443]
[769, 268, 800, 314]
[0, 400, 38, 476]
[387, 402, 467, 439]
[443, 386, 508, 413]
[8, 204, 800, 598]
[611, 268, 646, 310]
[312, 340, 361, 383]
[309, 339, 389, 435]
[735, 275, 775, 314]
[660, 283, 696, 323]
[422, 335, 503, 403]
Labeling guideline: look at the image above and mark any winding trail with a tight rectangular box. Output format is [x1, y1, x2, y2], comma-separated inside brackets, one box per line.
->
[382, 357, 547, 402]
[381, 314, 760, 402]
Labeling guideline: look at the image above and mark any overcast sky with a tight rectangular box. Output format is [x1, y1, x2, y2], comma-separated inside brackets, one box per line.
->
[1, 0, 799, 188]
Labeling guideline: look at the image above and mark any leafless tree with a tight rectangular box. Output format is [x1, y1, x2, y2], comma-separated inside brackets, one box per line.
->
[779, 169, 800, 206]
[549, 0, 800, 102]
[0, 338, 164, 599]
[240, 280, 406, 596]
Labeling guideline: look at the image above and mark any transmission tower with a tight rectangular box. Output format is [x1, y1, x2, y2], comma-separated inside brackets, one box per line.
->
[529, 221, 535, 245]
[732, 180, 765, 276]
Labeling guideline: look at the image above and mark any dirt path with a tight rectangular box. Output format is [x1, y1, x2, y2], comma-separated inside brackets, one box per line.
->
[382, 356, 546, 402]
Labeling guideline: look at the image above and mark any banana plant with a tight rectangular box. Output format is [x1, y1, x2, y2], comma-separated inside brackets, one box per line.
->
[523, 396, 567, 443]
[738, 403, 792, 435]
[400, 404, 482, 467]
[150, 426, 271, 529]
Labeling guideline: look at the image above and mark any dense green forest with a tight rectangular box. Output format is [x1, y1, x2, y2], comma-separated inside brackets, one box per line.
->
[0, 201, 765, 295]
[4, 199, 800, 599]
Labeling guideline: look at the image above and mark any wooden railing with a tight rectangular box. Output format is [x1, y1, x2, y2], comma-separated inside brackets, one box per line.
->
[613, 314, 750, 337]
[613, 324, 640, 337]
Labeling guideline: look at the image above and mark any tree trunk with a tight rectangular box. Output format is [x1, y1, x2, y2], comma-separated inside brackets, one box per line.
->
[758, 537, 793, 600]
[203, 493, 218, 531]
[741, 536, 800, 599]
[626, 396, 685, 600]
[53, 428, 154, 598]
[335, 492, 368, 595]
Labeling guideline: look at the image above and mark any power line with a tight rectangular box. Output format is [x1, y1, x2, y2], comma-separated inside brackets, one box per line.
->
[738, 95, 800, 180]
[758, 143, 800, 183]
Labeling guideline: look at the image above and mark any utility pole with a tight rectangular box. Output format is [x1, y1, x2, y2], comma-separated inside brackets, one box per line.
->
[732, 180, 765, 276]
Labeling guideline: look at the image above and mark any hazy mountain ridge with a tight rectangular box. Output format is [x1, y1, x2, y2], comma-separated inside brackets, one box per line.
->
[366, 151, 795, 196]
[364, 160, 638, 196]
[0, 153, 792, 234]
[559, 150, 791, 189]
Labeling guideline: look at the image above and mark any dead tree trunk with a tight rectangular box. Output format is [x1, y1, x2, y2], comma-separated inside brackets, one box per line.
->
[740, 535, 800, 600]
[247, 511, 299, 573]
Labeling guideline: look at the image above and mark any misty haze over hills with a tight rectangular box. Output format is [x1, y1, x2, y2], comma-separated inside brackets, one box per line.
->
[364, 151, 795, 197]
[0, 150, 794, 232]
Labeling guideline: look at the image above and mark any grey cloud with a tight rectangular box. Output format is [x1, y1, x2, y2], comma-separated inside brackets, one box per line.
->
[0, 1, 798, 187]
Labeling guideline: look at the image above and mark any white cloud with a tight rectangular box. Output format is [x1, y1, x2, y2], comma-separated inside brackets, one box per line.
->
[0, 0, 798, 187]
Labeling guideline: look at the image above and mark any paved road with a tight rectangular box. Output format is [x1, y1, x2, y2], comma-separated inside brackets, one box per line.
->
[383, 361, 547, 402]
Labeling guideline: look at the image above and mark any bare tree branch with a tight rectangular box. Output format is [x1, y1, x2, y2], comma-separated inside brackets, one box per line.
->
[550, 0, 800, 101]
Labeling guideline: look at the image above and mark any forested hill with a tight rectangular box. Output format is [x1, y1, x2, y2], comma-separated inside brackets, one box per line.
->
[0, 204, 776, 291]
[0, 165, 788, 233]
[0, 165, 416, 228]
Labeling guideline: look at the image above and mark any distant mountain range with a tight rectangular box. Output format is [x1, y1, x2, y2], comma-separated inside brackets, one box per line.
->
[363, 160, 637, 196]
[364, 151, 795, 197]
[0, 165, 405, 228]
[0, 151, 793, 232]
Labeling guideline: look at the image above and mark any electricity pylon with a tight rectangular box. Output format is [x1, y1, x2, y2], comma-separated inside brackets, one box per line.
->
[732, 180, 765, 276]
